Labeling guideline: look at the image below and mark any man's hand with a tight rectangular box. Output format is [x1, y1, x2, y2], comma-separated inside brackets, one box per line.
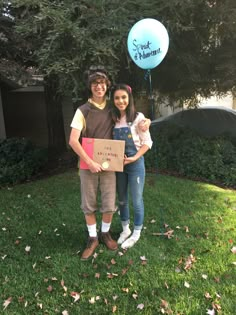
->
[88, 160, 103, 173]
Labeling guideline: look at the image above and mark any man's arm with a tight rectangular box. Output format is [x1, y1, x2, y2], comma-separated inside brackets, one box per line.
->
[139, 118, 151, 132]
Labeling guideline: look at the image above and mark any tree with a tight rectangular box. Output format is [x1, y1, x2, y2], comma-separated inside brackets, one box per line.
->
[5, 0, 236, 144]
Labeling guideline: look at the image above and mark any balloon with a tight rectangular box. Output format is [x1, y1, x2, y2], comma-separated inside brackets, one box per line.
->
[127, 18, 169, 70]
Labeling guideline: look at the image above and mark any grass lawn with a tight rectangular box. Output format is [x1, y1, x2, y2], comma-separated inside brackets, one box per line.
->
[0, 170, 235, 315]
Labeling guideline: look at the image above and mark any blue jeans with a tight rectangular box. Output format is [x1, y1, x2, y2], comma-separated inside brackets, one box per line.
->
[116, 156, 145, 229]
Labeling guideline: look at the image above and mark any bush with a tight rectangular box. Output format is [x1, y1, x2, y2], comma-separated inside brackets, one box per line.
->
[0, 138, 48, 186]
[145, 123, 236, 188]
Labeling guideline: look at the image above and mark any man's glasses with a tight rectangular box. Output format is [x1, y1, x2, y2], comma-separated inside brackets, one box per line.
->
[91, 80, 106, 87]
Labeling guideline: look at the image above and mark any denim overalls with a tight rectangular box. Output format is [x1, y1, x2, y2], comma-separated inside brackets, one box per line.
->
[113, 126, 145, 229]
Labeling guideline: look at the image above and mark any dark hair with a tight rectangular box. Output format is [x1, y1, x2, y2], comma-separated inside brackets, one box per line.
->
[111, 83, 137, 123]
[83, 66, 111, 96]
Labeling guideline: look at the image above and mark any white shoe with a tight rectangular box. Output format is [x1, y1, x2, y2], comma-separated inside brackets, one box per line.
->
[117, 229, 131, 244]
[121, 236, 138, 249]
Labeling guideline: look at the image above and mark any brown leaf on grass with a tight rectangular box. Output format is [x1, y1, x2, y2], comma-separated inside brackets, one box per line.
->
[164, 282, 169, 289]
[107, 273, 118, 279]
[47, 285, 53, 292]
[18, 296, 24, 303]
[104, 298, 108, 305]
[3, 297, 12, 310]
[70, 292, 80, 303]
[152, 230, 174, 239]
[62, 310, 69, 315]
[128, 259, 134, 265]
[121, 267, 129, 275]
[160, 299, 169, 308]
[212, 302, 221, 311]
[184, 226, 189, 233]
[205, 292, 212, 299]
[95, 273, 100, 279]
[112, 305, 117, 313]
[122, 288, 129, 293]
[15, 239, 20, 245]
[214, 277, 220, 283]
[111, 258, 116, 265]
[184, 254, 196, 271]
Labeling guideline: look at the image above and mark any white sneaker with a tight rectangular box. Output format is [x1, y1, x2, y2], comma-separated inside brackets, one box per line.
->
[121, 236, 138, 249]
[117, 229, 131, 244]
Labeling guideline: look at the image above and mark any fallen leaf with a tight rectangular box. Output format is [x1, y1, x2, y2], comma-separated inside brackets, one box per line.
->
[89, 297, 95, 304]
[137, 303, 144, 310]
[95, 273, 100, 279]
[122, 267, 129, 275]
[132, 293, 138, 299]
[150, 219, 156, 223]
[111, 258, 116, 265]
[202, 274, 208, 279]
[122, 288, 129, 293]
[164, 282, 169, 289]
[113, 295, 118, 301]
[184, 281, 190, 288]
[160, 299, 169, 308]
[70, 292, 80, 303]
[184, 226, 189, 233]
[3, 297, 12, 310]
[37, 303, 43, 309]
[231, 246, 236, 254]
[47, 285, 53, 292]
[140, 256, 147, 261]
[152, 230, 174, 238]
[205, 292, 212, 299]
[112, 305, 117, 313]
[25, 246, 31, 253]
[62, 310, 69, 315]
[212, 302, 221, 311]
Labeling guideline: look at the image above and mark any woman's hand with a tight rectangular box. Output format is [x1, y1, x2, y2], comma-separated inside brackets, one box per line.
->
[124, 155, 137, 165]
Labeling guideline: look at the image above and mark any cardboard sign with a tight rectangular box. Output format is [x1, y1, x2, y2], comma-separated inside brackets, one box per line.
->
[80, 137, 125, 172]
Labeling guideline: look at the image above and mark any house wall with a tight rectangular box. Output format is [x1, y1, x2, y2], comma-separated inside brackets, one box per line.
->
[61, 96, 75, 146]
[4, 91, 48, 147]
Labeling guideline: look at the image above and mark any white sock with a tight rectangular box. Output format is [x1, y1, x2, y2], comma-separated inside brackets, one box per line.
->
[87, 224, 97, 238]
[121, 221, 130, 232]
[132, 229, 141, 241]
[101, 221, 111, 233]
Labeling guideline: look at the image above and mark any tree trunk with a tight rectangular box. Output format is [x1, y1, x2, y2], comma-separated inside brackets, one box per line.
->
[44, 75, 67, 156]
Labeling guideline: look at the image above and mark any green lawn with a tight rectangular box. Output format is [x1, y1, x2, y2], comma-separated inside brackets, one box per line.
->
[0, 170, 235, 315]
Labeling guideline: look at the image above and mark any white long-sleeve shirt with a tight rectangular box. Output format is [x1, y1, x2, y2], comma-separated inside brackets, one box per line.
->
[114, 112, 153, 150]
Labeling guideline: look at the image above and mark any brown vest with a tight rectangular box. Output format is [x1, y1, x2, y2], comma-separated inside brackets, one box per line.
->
[80, 101, 114, 139]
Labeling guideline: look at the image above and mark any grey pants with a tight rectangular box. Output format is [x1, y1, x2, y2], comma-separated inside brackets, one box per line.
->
[79, 169, 116, 215]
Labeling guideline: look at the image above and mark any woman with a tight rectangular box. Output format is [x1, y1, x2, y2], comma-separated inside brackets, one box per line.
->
[111, 84, 153, 249]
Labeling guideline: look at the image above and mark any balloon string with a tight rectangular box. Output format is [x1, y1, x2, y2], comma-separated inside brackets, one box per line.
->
[144, 70, 154, 120]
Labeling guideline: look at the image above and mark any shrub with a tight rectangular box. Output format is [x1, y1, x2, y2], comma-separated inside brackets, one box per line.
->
[0, 138, 48, 186]
[145, 123, 236, 188]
